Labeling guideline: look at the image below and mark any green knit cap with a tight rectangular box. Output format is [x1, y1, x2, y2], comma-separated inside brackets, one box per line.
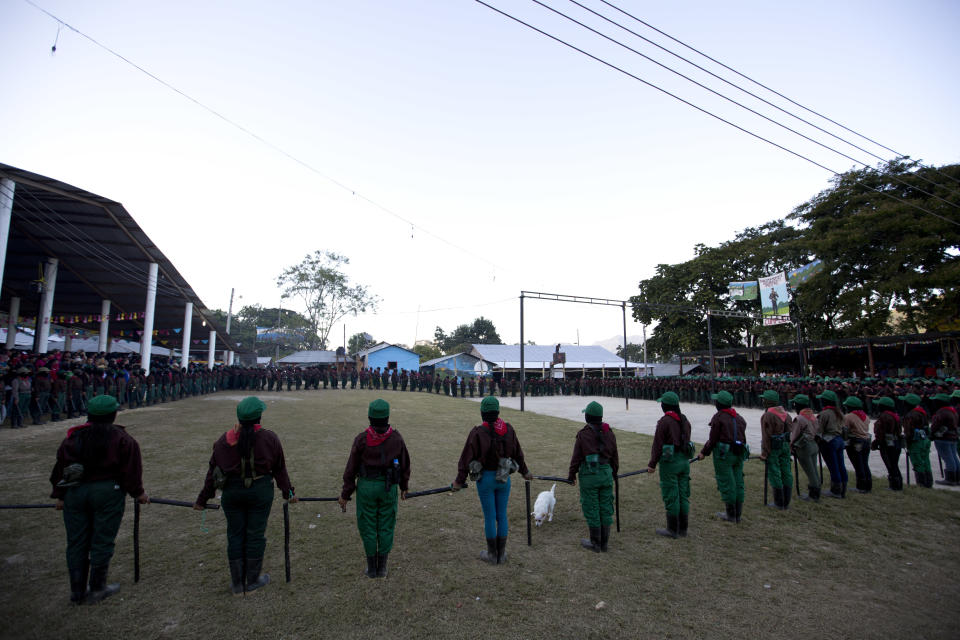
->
[817, 390, 839, 405]
[87, 395, 118, 416]
[237, 396, 266, 421]
[876, 396, 895, 409]
[368, 399, 390, 420]
[898, 393, 922, 407]
[842, 396, 863, 409]
[711, 390, 734, 407]
[760, 390, 780, 404]
[791, 393, 810, 408]
[656, 391, 679, 406]
[582, 401, 603, 418]
[480, 396, 500, 413]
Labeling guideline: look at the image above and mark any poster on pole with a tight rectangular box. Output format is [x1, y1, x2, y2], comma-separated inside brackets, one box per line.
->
[787, 259, 825, 289]
[758, 272, 791, 326]
[727, 281, 759, 300]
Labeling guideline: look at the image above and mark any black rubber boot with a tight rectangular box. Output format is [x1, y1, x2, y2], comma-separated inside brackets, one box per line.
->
[86, 564, 119, 604]
[376, 553, 389, 578]
[599, 525, 611, 550]
[782, 487, 791, 510]
[915, 470, 924, 487]
[863, 473, 872, 493]
[496, 536, 508, 564]
[676, 514, 688, 538]
[840, 483, 847, 498]
[244, 558, 270, 592]
[364, 555, 377, 578]
[655, 513, 678, 539]
[923, 471, 934, 488]
[717, 503, 736, 522]
[581, 527, 601, 552]
[480, 538, 498, 564]
[734, 502, 743, 523]
[68, 562, 88, 605]
[228, 559, 244, 595]
[767, 487, 782, 509]
[824, 483, 842, 498]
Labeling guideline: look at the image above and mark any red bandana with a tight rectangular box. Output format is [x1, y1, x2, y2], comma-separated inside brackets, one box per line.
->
[912, 407, 928, 417]
[483, 418, 508, 436]
[767, 407, 789, 422]
[883, 411, 900, 422]
[664, 411, 681, 422]
[944, 407, 958, 415]
[226, 424, 261, 446]
[721, 408, 738, 418]
[852, 410, 867, 422]
[366, 425, 393, 447]
[67, 422, 92, 438]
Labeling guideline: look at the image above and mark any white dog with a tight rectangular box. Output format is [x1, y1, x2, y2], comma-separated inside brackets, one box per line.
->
[532, 483, 556, 526]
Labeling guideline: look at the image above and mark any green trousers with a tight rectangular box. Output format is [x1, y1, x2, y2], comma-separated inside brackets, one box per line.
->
[577, 464, 614, 527]
[356, 476, 398, 556]
[658, 456, 691, 516]
[766, 444, 793, 489]
[908, 439, 932, 473]
[712, 453, 745, 504]
[221, 476, 274, 561]
[794, 438, 821, 489]
[63, 480, 125, 570]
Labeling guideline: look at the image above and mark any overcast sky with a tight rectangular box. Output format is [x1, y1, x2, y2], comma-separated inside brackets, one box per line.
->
[3, 0, 958, 351]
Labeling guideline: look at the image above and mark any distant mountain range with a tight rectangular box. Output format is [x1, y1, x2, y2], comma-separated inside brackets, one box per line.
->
[593, 334, 645, 354]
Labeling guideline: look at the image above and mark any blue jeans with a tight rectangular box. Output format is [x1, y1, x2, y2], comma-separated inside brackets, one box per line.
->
[476, 471, 510, 539]
[934, 440, 959, 473]
[819, 436, 848, 485]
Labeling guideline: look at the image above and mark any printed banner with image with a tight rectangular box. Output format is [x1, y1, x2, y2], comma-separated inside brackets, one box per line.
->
[787, 259, 825, 289]
[727, 281, 759, 301]
[758, 272, 791, 326]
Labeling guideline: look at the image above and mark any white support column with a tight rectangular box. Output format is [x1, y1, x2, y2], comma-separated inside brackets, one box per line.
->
[0, 178, 15, 293]
[207, 330, 216, 369]
[98, 299, 111, 353]
[180, 302, 193, 369]
[37, 258, 58, 354]
[228, 350, 234, 366]
[140, 263, 158, 372]
[6, 296, 19, 349]
[64, 332, 73, 351]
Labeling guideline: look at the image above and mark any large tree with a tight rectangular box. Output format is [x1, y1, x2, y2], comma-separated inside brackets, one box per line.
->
[277, 251, 379, 350]
[434, 316, 502, 354]
[631, 160, 960, 360]
[348, 332, 376, 355]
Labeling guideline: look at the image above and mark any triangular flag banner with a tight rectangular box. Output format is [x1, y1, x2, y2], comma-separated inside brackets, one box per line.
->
[173, 328, 182, 334]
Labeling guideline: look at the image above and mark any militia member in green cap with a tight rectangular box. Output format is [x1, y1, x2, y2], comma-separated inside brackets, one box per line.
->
[647, 391, 693, 538]
[789, 394, 821, 501]
[930, 393, 959, 486]
[900, 393, 932, 488]
[453, 396, 531, 565]
[760, 390, 793, 509]
[816, 390, 848, 498]
[338, 399, 411, 578]
[50, 394, 149, 604]
[567, 401, 619, 551]
[871, 396, 904, 491]
[697, 390, 748, 523]
[195, 396, 296, 595]
[842, 396, 872, 493]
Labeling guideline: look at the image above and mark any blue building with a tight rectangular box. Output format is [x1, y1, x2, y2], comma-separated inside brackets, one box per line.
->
[420, 352, 496, 380]
[356, 342, 419, 374]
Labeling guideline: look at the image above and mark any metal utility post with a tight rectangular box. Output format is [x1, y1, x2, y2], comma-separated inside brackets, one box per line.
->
[622, 301, 629, 411]
[519, 293, 525, 412]
[707, 311, 716, 393]
[226, 288, 234, 335]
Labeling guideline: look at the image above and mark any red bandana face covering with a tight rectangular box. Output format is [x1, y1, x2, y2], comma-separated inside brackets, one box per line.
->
[483, 418, 507, 436]
[366, 425, 393, 447]
[664, 411, 681, 422]
[226, 424, 261, 446]
[720, 408, 738, 418]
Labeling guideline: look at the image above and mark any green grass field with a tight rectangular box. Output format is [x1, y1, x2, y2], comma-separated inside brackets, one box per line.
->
[1, 390, 958, 639]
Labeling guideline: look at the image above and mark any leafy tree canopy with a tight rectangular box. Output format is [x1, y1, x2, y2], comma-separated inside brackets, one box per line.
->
[631, 159, 960, 360]
[434, 316, 502, 354]
[348, 332, 377, 355]
[412, 343, 443, 362]
[277, 251, 379, 350]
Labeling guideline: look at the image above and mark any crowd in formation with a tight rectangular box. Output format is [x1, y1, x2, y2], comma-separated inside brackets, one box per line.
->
[42, 352, 959, 603]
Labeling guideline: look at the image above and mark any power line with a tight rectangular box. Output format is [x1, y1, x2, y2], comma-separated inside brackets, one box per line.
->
[594, 0, 960, 189]
[565, 0, 960, 200]
[532, 0, 960, 211]
[21, 0, 506, 273]
[473, 0, 959, 227]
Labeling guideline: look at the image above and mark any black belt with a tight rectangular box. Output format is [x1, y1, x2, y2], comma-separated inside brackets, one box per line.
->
[359, 465, 386, 479]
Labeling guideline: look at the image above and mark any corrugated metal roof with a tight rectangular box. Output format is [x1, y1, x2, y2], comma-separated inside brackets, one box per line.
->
[276, 350, 351, 365]
[470, 344, 647, 368]
[356, 342, 418, 358]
